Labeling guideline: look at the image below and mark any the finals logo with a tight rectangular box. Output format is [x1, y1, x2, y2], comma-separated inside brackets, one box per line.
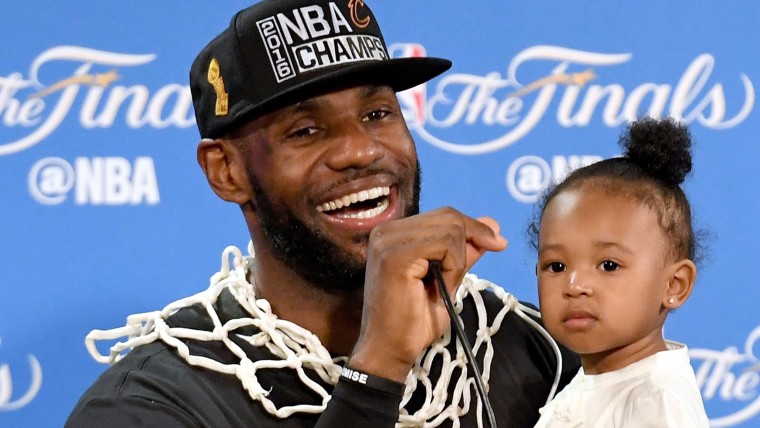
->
[392, 45, 754, 155]
[0, 45, 195, 156]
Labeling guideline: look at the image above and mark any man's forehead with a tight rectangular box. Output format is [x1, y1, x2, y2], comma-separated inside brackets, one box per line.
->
[257, 84, 397, 122]
[291, 84, 396, 106]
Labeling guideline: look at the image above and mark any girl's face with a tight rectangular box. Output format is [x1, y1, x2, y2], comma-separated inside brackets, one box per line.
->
[537, 186, 675, 374]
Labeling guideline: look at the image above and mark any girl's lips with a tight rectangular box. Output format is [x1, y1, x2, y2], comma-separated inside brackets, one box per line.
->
[563, 310, 596, 330]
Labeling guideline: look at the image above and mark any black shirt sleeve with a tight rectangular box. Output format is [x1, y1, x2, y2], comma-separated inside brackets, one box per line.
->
[316, 379, 403, 428]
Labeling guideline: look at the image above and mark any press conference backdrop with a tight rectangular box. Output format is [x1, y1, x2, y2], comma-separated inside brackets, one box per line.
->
[1, 1, 758, 426]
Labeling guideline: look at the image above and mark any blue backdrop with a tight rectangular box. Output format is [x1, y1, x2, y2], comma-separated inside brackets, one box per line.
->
[1, 1, 758, 426]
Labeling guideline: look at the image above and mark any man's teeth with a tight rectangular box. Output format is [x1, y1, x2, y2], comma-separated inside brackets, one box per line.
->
[316, 186, 390, 218]
[346, 198, 390, 219]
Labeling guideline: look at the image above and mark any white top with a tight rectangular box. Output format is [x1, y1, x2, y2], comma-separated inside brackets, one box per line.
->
[534, 342, 709, 427]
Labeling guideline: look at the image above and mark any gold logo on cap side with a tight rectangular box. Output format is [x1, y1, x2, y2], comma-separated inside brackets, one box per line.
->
[348, 0, 370, 28]
[207, 58, 229, 116]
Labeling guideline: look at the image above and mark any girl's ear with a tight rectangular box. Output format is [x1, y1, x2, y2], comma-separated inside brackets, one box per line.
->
[663, 259, 697, 309]
[197, 138, 253, 205]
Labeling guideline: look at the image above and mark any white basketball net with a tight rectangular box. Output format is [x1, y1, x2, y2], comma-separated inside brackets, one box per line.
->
[86, 243, 562, 427]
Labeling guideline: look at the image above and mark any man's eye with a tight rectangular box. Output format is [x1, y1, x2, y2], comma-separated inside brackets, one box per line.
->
[599, 260, 619, 272]
[547, 262, 566, 273]
[287, 126, 317, 138]
[363, 109, 390, 122]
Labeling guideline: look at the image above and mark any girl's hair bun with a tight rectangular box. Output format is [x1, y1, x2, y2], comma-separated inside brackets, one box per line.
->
[620, 117, 693, 186]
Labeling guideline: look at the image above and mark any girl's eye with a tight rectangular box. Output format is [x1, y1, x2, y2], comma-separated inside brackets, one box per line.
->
[547, 262, 566, 273]
[600, 260, 620, 272]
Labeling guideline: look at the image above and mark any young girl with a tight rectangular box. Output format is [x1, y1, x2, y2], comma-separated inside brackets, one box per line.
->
[531, 117, 709, 427]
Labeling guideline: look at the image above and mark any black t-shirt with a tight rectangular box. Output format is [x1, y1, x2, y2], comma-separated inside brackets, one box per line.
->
[66, 289, 579, 427]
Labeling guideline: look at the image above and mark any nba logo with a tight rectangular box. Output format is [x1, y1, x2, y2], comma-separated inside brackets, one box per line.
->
[389, 43, 429, 127]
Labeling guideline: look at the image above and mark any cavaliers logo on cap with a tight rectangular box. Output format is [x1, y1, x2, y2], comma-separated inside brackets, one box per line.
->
[207, 58, 229, 116]
[348, 0, 370, 28]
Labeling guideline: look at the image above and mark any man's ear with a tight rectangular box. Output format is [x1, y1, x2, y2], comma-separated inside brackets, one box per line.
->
[663, 259, 697, 309]
[197, 138, 252, 205]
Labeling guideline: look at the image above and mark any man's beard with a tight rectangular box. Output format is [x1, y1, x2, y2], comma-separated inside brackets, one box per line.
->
[250, 163, 421, 294]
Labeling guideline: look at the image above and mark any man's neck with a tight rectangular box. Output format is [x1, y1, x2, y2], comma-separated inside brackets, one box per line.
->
[250, 255, 364, 357]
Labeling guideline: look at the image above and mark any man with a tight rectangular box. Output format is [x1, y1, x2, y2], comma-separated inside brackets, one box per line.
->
[66, 0, 579, 426]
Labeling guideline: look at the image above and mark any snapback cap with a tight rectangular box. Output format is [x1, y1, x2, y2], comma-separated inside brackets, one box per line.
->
[190, 0, 452, 139]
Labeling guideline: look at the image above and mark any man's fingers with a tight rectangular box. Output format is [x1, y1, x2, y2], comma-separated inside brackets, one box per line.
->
[461, 216, 508, 272]
[368, 209, 507, 286]
[466, 216, 508, 251]
[477, 216, 502, 236]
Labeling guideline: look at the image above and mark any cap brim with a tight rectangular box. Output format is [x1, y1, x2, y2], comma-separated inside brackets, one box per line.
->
[221, 57, 451, 137]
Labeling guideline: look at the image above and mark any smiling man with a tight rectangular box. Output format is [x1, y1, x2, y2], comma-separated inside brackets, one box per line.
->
[66, 1, 578, 427]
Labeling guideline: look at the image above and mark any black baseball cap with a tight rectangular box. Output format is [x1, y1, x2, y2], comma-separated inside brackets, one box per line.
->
[190, 0, 452, 139]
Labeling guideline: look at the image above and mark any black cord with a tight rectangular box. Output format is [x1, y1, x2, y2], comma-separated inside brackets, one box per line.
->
[429, 261, 498, 428]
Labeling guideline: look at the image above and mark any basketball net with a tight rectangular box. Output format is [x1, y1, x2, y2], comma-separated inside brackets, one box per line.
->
[86, 243, 562, 427]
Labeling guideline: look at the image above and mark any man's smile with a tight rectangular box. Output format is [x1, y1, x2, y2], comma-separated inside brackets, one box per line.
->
[316, 185, 391, 219]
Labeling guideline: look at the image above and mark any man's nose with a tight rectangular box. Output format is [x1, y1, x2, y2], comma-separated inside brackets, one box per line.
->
[323, 123, 385, 170]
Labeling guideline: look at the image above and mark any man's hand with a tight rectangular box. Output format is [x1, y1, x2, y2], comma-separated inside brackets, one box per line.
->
[348, 207, 508, 382]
